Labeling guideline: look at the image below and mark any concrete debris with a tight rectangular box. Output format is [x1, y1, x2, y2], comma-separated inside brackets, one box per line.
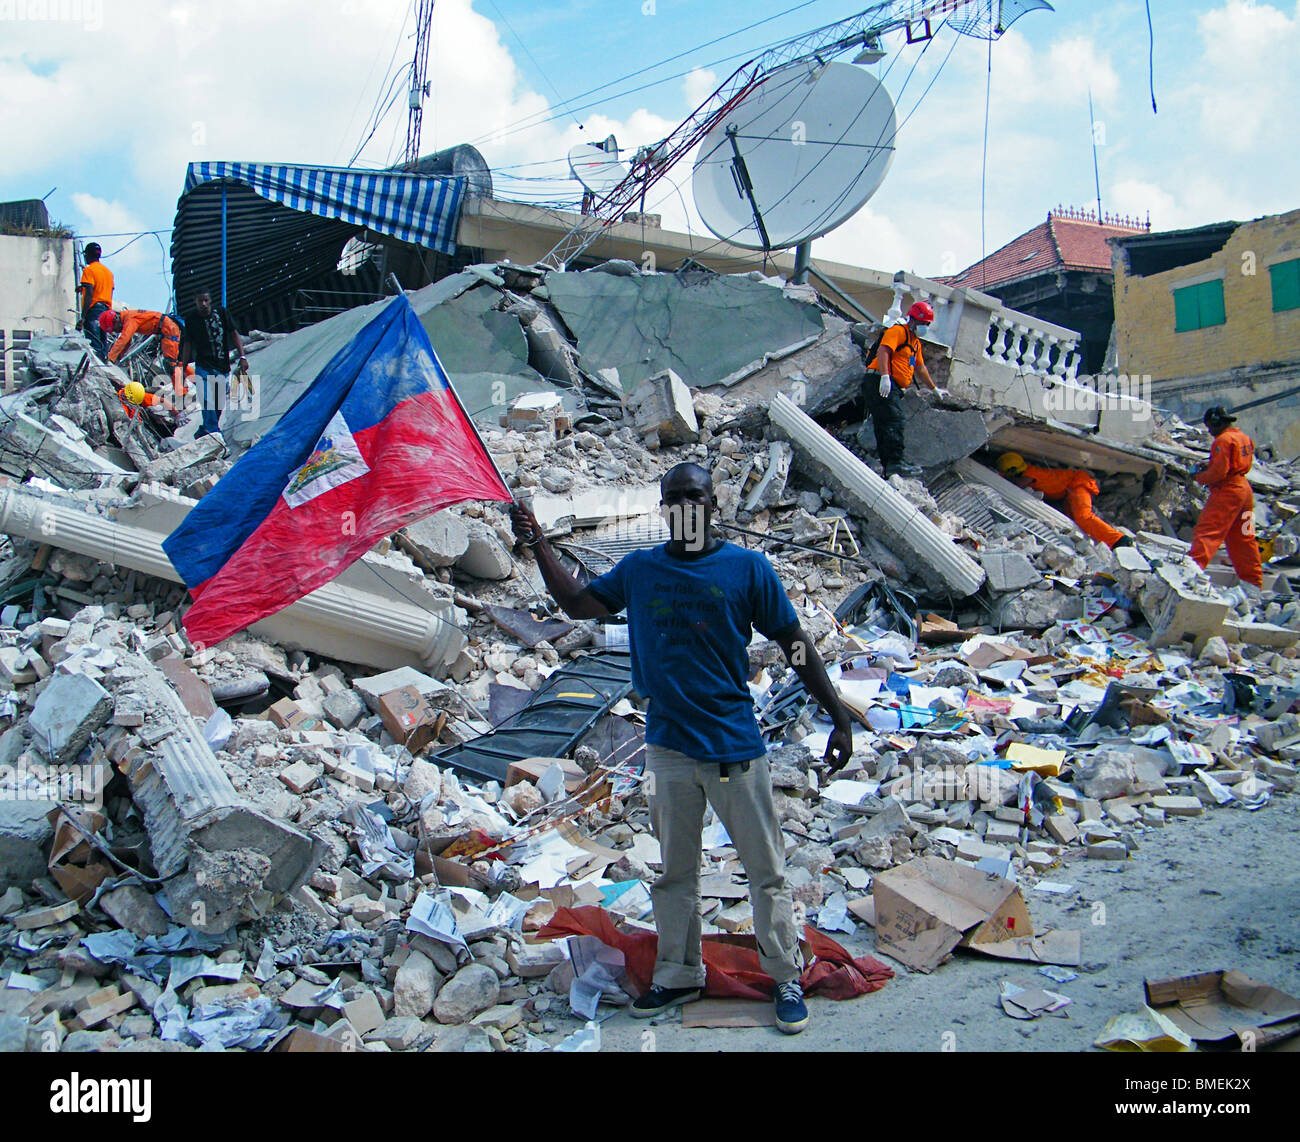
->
[5, 254, 1300, 1055]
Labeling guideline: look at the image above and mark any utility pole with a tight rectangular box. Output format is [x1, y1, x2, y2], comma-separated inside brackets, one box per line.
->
[403, 0, 437, 170]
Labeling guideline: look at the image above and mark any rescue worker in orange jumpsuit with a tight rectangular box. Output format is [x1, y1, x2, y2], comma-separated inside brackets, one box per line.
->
[997, 452, 1128, 548]
[1189, 406, 1263, 588]
[101, 309, 182, 370]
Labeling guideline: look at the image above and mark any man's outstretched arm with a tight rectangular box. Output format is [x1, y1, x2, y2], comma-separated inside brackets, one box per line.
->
[510, 504, 610, 620]
[773, 623, 855, 771]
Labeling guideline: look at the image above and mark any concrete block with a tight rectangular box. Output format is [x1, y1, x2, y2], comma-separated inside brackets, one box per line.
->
[354, 667, 448, 713]
[979, 551, 1042, 593]
[323, 690, 366, 730]
[630, 370, 699, 446]
[1148, 581, 1229, 650]
[902, 405, 989, 468]
[400, 513, 471, 571]
[99, 886, 170, 938]
[455, 520, 512, 580]
[0, 798, 56, 892]
[28, 673, 112, 763]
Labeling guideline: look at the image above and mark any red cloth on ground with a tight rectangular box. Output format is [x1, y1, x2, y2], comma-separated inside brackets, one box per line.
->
[538, 905, 893, 1001]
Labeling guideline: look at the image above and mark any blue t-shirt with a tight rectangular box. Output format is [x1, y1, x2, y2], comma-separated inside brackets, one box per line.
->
[586, 542, 799, 764]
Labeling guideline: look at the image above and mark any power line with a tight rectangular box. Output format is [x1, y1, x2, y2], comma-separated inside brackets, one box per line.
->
[462, 0, 830, 151]
[485, 0, 582, 132]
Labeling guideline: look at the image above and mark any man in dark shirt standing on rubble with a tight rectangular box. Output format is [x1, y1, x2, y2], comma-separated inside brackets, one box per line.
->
[510, 463, 855, 1034]
[180, 290, 247, 439]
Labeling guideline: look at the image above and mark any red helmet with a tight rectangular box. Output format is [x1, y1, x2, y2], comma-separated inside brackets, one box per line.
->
[98, 310, 118, 332]
[907, 301, 935, 324]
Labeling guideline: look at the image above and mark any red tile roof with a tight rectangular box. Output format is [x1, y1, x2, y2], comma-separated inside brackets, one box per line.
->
[939, 212, 1149, 291]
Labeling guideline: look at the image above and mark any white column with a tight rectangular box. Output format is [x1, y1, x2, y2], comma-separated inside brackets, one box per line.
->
[770, 394, 986, 597]
[0, 488, 466, 673]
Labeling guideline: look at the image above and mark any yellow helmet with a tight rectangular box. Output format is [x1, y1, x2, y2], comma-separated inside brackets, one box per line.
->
[997, 451, 1028, 476]
[122, 381, 147, 406]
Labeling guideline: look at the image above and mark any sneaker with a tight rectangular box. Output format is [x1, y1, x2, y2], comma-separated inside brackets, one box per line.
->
[630, 985, 702, 1018]
[774, 980, 809, 1034]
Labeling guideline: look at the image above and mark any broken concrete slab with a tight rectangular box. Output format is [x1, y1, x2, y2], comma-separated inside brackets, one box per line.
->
[398, 513, 471, 571]
[902, 405, 990, 469]
[456, 519, 513, 580]
[99, 886, 170, 938]
[137, 435, 225, 485]
[353, 667, 449, 713]
[0, 798, 57, 891]
[629, 369, 699, 447]
[28, 672, 112, 763]
[980, 551, 1042, 593]
[545, 268, 824, 393]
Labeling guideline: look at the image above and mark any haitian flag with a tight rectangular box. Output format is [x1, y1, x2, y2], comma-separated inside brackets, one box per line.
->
[163, 294, 512, 647]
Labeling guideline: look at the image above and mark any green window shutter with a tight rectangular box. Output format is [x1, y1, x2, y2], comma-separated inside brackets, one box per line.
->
[1198, 279, 1225, 327]
[1174, 285, 1200, 332]
[1271, 258, 1300, 313]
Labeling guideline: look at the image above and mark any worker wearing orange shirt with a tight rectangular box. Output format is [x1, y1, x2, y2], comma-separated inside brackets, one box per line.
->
[863, 301, 940, 479]
[101, 309, 182, 369]
[116, 380, 177, 430]
[77, 243, 114, 359]
[997, 452, 1128, 548]
[1189, 406, 1262, 588]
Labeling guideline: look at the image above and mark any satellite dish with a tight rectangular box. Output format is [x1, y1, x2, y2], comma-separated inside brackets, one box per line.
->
[569, 142, 629, 198]
[692, 61, 897, 251]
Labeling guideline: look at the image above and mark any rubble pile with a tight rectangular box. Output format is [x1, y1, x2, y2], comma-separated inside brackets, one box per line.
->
[3, 260, 1300, 1052]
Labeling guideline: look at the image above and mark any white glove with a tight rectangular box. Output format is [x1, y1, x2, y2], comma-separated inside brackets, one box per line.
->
[878, 375, 892, 399]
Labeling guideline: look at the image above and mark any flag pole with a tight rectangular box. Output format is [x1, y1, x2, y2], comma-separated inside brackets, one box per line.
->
[426, 340, 516, 506]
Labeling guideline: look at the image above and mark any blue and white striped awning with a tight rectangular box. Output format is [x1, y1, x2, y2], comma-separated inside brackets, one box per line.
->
[184, 162, 464, 255]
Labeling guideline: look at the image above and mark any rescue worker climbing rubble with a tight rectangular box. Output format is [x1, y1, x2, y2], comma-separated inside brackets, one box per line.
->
[1189, 406, 1263, 588]
[996, 452, 1129, 549]
[862, 301, 940, 479]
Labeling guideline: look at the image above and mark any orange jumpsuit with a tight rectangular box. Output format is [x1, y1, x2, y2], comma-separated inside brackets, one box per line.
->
[106, 310, 181, 365]
[1022, 465, 1124, 547]
[1189, 426, 1262, 587]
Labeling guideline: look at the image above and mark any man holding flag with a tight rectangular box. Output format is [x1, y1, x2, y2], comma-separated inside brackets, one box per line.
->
[163, 294, 512, 647]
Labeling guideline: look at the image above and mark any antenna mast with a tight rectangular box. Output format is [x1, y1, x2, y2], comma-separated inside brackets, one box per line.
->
[404, 0, 437, 171]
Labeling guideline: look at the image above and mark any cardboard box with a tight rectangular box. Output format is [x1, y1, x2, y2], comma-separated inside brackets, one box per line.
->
[1144, 970, 1300, 1047]
[870, 856, 1033, 973]
[377, 685, 438, 753]
[267, 698, 320, 732]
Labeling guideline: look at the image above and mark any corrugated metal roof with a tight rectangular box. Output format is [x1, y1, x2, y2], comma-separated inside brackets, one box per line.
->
[170, 161, 465, 329]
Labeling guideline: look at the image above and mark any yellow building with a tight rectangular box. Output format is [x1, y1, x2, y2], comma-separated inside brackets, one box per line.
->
[1109, 208, 1300, 455]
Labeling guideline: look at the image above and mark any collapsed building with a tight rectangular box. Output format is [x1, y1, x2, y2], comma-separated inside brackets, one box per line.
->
[1, 249, 1299, 1054]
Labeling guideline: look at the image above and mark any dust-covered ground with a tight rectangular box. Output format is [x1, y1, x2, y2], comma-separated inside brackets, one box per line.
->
[593, 793, 1300, 1052]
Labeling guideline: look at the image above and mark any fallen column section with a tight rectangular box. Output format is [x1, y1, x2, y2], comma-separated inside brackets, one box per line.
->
[0, 484, 466, 673]
[769, 393, 986, 596]
[116, 652, 324, 934]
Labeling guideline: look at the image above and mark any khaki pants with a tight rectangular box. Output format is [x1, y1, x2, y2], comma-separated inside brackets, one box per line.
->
[644, 743, 803, 989]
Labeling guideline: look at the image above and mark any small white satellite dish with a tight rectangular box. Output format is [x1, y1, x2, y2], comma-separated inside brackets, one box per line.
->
[568, 142, 629, 198]
[692, 61, 898, 251]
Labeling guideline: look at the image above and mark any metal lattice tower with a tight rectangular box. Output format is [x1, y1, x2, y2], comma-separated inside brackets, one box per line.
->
[539, 0, 1052, 270]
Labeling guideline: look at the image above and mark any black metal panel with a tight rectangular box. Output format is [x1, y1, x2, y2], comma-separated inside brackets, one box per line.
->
[432, 651, 634, 784]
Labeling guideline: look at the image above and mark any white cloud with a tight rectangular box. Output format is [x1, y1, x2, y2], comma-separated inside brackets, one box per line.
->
[70, 193, 154, 272]
[683, 67, 717, 111]
[1193, 0, 1300, 151]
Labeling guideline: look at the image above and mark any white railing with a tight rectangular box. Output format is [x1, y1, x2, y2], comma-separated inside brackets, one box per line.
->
[983, 312, 1082, 381]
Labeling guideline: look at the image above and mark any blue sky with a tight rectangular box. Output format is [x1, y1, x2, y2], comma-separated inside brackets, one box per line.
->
[3, 0, 1295, 313]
